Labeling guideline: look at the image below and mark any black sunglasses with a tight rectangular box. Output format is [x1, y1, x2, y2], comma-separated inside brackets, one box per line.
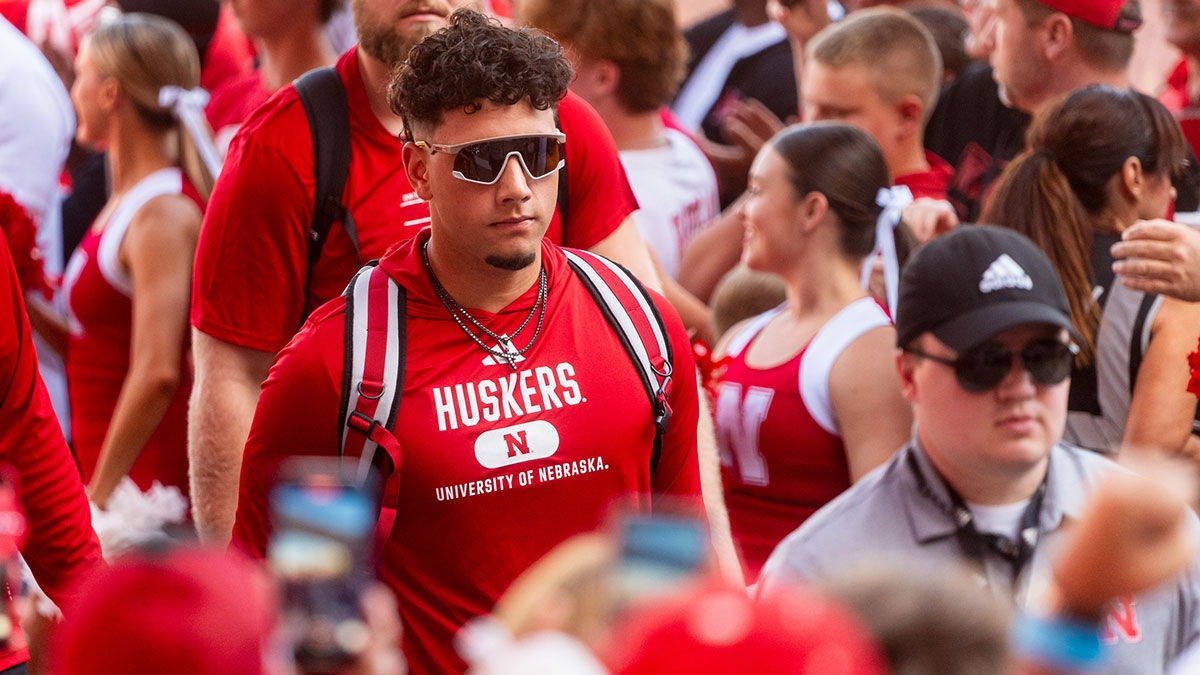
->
[413, 132, 567, 185]
[904, 338, 1077, 392]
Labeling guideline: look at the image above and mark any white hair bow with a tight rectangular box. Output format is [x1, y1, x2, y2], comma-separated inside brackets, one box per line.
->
[859, 184, 912, 317]
[158, 85, 222, 180]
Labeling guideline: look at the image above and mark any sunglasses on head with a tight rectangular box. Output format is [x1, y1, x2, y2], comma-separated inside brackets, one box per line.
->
[904, 338, 1077, 392]
[413, 132, 567, 185]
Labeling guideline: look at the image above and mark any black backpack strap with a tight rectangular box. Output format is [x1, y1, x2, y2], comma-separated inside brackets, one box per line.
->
[294, 67, 361, 276]
[563, 249, 673, 477]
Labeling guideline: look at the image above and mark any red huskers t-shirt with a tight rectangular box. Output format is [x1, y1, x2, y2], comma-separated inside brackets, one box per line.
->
[232, 233, 702, 675]
[192, 47, 638, 354]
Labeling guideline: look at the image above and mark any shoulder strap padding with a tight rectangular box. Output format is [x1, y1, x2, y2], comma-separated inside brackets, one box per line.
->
[338, 262, 405, 485]
[294, 67, 360, 274]
[563, 249, 673, 478]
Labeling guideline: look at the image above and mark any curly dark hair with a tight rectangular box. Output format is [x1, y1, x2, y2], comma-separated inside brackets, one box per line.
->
[388, 9, 573, 138]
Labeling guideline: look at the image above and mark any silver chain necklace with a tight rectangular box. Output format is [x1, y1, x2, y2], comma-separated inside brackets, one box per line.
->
[420, 240, 547, 370]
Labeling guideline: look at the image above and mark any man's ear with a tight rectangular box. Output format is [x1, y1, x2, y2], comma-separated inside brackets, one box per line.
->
[402, 142, 434, 201]
[895, 94, 925, 140]
[1041, 13, 1074, 61]
[581, 58, 621, 98]
[897, 347, 920, 403]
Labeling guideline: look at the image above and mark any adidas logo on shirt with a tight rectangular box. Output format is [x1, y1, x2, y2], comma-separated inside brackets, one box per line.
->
[979, 254, 1033, 293]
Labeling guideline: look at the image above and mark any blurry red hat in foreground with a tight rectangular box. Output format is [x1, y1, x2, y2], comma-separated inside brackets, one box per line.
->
[604, 584, 889, 675]
[55, 547, 276, 675]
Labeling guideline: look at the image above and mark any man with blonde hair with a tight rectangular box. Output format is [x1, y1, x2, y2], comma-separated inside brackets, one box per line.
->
[803, 6, 952, 199]
[679, 7, 954, 302]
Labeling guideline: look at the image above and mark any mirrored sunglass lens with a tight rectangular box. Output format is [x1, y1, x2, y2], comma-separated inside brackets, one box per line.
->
[458, 144, 501, 182]
[455, 137, 561, 183]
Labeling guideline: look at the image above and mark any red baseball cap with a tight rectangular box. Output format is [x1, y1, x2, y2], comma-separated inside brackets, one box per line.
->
[603, 584, 888, 675]
[55, 547, 277, 675]
[1035, 0, 1142, 32]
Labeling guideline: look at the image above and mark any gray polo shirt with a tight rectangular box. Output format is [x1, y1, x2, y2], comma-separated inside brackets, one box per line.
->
[758, 440, 1200, 674]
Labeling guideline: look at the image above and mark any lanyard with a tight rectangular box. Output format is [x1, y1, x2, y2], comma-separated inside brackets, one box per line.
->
[905, 451, 1047, 584]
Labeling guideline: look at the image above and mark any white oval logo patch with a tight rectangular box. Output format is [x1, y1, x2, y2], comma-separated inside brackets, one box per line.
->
[474, 420, 560, 468]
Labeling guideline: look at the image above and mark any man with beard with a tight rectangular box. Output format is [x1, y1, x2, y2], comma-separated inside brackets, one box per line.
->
[231, 12, 703, 673]
[189, 0, 660, 541]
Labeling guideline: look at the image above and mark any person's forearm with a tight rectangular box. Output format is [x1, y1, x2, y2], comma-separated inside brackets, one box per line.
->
[188, 368, 262, 543]
[662, 274, 713, 344]
[188, 331, 274, 543]
[88, 360, 182, 506]
[23, 293, 69, 359]
[678, 202, 745, 304]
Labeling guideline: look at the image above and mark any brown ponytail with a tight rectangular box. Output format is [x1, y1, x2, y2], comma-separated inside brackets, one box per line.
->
[982, 85, 1187, 367]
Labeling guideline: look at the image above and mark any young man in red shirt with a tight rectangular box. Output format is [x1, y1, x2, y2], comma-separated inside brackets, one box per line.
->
[231, 12, 703, 674]
[189, 0, 658, 542]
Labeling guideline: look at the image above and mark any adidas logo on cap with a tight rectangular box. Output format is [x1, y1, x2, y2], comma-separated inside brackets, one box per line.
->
[979, 254, 1033, 294]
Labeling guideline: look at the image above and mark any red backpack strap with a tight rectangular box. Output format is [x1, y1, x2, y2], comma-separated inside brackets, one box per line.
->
[338, 262, 405, 485]
[563, 249, 673, 476]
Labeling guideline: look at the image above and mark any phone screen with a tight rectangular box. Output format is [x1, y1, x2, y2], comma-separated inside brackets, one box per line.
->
[615, 513, 708, 599]
[267, 459, 379, 672]
[269, 480, 375, 581]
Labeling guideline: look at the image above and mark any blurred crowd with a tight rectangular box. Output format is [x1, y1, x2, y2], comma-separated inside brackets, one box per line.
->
[2, 0, 1200, 673]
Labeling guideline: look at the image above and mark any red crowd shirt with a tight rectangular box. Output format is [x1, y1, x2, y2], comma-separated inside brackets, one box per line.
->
[1161, 59, 1200, 160]
[0, 232, 103, 669]
[895, 150, 954, 201]
[192, 47, 638, 354]
[200, 5, 253, 93]
[232, 233, 702, 675]
[204, 69, 273, 146]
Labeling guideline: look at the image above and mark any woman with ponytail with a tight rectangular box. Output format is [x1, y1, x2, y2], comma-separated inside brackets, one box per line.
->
[61, 12, 216, 509]
[712, 123, 913, 582]
[983, 85, 1200, 456]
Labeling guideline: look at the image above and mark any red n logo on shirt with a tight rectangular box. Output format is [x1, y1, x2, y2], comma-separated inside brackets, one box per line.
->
[505, 431, 531, 458]
[1100, 596, 1141, 644]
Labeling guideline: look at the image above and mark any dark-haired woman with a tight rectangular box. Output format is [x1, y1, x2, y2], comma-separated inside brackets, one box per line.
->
[984, 85, 1200, 455]
[713, 123, 912, 581]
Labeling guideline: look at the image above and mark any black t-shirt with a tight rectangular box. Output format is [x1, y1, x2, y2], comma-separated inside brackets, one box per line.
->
[924, 62, 1030, 223]
[680, 10, 798, 145]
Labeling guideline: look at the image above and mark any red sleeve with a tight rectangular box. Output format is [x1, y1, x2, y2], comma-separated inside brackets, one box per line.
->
[191, 98, 315, 353]
[557, 92, 639, 250]
[648, 290, 703, 503]
[200, 4, 253, 93]
[230, 305, 345, 558]
[0, 234, 102, 607]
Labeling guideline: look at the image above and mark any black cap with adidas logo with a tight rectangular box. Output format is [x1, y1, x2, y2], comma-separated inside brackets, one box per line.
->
[895, 225, 1079, 351]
